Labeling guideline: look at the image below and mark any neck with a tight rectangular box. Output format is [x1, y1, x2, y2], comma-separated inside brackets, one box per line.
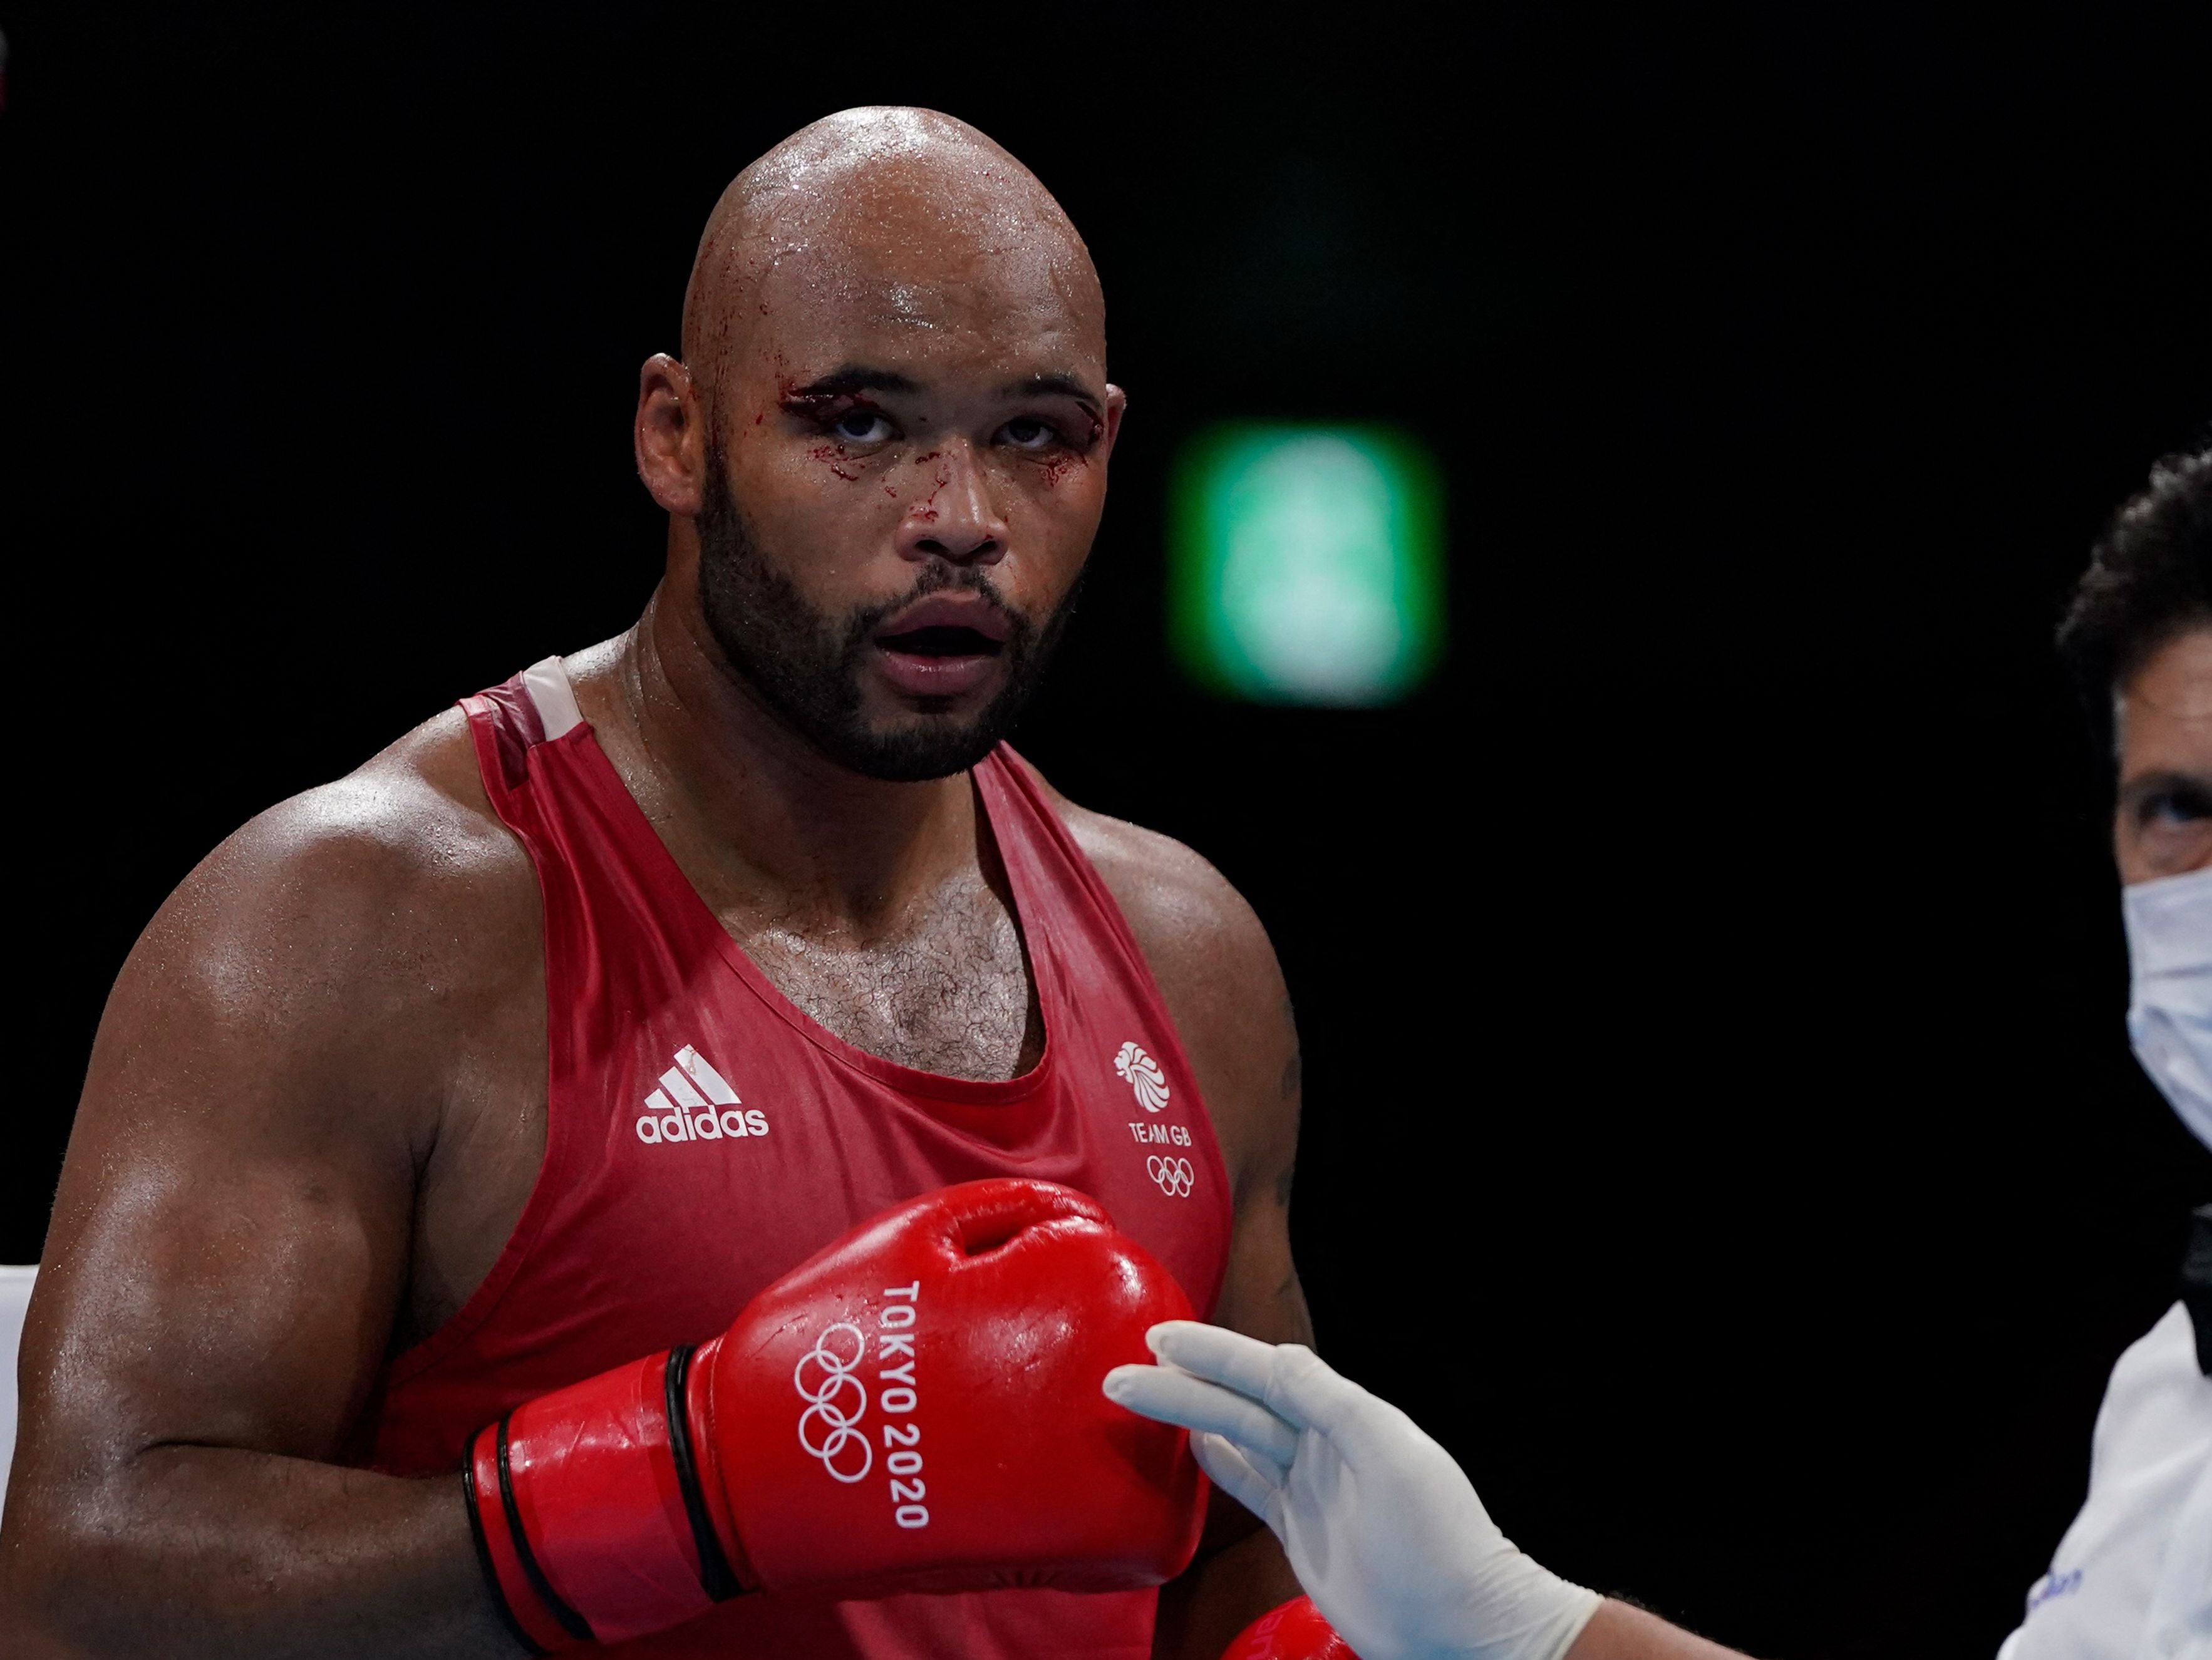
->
[607, 585, 979, 931]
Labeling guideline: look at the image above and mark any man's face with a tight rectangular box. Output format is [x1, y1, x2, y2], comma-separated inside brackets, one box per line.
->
[689, 214, 1122, 781]
[2114, 625, 2212, 884]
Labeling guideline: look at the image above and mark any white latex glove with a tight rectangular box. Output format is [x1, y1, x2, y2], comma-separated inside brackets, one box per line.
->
[1104, 1322, 1600, 1660]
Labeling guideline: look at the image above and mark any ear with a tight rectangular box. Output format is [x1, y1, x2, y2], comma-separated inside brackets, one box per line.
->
[1099, 384, 1130, 465]
[635, 353, 706, 517]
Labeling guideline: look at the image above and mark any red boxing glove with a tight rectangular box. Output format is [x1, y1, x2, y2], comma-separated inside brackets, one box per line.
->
[464, 1178, 1204, 1651]
[1222, 1596, 1362, 1660]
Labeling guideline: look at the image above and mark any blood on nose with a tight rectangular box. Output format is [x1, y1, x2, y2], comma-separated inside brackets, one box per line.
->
[899, 450, 1006, 564]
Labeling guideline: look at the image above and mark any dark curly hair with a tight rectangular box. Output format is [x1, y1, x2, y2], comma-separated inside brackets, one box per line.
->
[2056, 443, 2212, 766]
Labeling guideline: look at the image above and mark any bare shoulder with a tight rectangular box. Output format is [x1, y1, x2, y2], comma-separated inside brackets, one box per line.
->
[1023, 766, 1296, 1190]
[262, 703, 525, 913]
[1035, 778, 1274, 984]
[113, 703, 537, 1098]
[164, 704, 524, 943]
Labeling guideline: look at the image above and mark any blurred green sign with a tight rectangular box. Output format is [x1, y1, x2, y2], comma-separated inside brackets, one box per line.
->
[1169, 425, 1444, 706]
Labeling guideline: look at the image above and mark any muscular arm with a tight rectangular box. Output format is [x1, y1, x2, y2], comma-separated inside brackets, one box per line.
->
[0, 729, 536, 1658]
[1053, 795, 1313, 1658]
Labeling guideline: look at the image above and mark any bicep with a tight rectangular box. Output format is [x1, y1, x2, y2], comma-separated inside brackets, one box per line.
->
[25, 853, 428, 1480]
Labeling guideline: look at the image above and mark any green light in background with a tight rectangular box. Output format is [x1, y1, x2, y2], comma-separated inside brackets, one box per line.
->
[1169, 424, 1444, 706]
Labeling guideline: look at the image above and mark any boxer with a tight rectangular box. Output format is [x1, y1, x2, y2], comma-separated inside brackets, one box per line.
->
[1, 108, 1310, 1657]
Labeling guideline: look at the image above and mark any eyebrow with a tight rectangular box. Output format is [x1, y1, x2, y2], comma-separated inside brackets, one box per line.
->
[2119, 769, 2212, 812]
[1000, 373, 1102, 411]
[783, 366, 924, 400]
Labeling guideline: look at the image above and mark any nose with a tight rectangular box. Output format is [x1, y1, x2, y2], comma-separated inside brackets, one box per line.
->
[897, 441, 1008, 567]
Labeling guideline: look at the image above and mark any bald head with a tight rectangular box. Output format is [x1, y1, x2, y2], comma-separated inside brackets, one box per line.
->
[681, 108, 1103, 402]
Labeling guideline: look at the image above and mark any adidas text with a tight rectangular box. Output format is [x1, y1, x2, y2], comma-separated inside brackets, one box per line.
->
[636, 1044, 770, 1145]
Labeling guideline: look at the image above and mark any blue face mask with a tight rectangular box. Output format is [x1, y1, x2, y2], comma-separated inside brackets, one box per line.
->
[2124, 865, 2212, 1152]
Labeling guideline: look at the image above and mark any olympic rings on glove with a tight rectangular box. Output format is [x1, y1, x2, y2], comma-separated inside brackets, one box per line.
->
[794, 1321, 872, 1482]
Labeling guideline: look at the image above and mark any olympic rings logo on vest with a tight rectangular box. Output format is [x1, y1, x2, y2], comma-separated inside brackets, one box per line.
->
[793, 1283, 931, 1529]
[1147, 1155, 1196, 1197]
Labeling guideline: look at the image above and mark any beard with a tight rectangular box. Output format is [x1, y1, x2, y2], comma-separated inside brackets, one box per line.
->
[693, 445, 1079, 782]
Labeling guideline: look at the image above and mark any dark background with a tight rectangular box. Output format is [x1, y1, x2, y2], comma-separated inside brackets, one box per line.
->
[4, 6, 2209, 1654]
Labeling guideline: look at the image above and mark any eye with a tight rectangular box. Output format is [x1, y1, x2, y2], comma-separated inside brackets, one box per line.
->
[999, 416, 1061, 451]
[2140, 783, 2212, 827]
[2127, 779, 2212, 879]
[832, 409, 894, 444]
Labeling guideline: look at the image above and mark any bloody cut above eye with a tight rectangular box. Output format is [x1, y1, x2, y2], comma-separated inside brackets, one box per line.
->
[874, 626, 1005, 658]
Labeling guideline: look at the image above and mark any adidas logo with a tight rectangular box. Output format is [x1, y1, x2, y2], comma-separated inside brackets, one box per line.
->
[635, 1044, 770, 1145]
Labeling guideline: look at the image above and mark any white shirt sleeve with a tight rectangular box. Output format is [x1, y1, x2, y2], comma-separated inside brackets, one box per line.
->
[2134, 1453, 2212, 1660]
[2002, 1302, 2212, 1660]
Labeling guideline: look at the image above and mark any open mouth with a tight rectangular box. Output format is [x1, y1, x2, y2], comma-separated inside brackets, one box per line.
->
[873, 624, 1005, 659]
[867, 595, 1014, 697]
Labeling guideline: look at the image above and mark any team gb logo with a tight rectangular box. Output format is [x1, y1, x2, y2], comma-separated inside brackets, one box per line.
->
[1114, 1041, 1171, 1113]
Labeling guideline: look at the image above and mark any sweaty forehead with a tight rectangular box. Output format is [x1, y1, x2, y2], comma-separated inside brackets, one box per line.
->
[685, 109, 1105, 386]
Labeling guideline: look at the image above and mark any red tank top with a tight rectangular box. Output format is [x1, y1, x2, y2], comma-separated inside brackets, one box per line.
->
[364, 658, 1232, 1658]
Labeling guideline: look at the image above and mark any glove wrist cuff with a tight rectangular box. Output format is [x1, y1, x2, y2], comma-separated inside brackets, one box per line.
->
[464, 1416, 593, 1654]
[669, 1339, 755, 1598]
[1458, 1569, 1604, 1660]
[464, 1348, 745, 1649]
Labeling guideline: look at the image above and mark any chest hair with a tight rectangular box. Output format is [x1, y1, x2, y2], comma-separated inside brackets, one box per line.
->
[726, 869, 1041, 1082]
